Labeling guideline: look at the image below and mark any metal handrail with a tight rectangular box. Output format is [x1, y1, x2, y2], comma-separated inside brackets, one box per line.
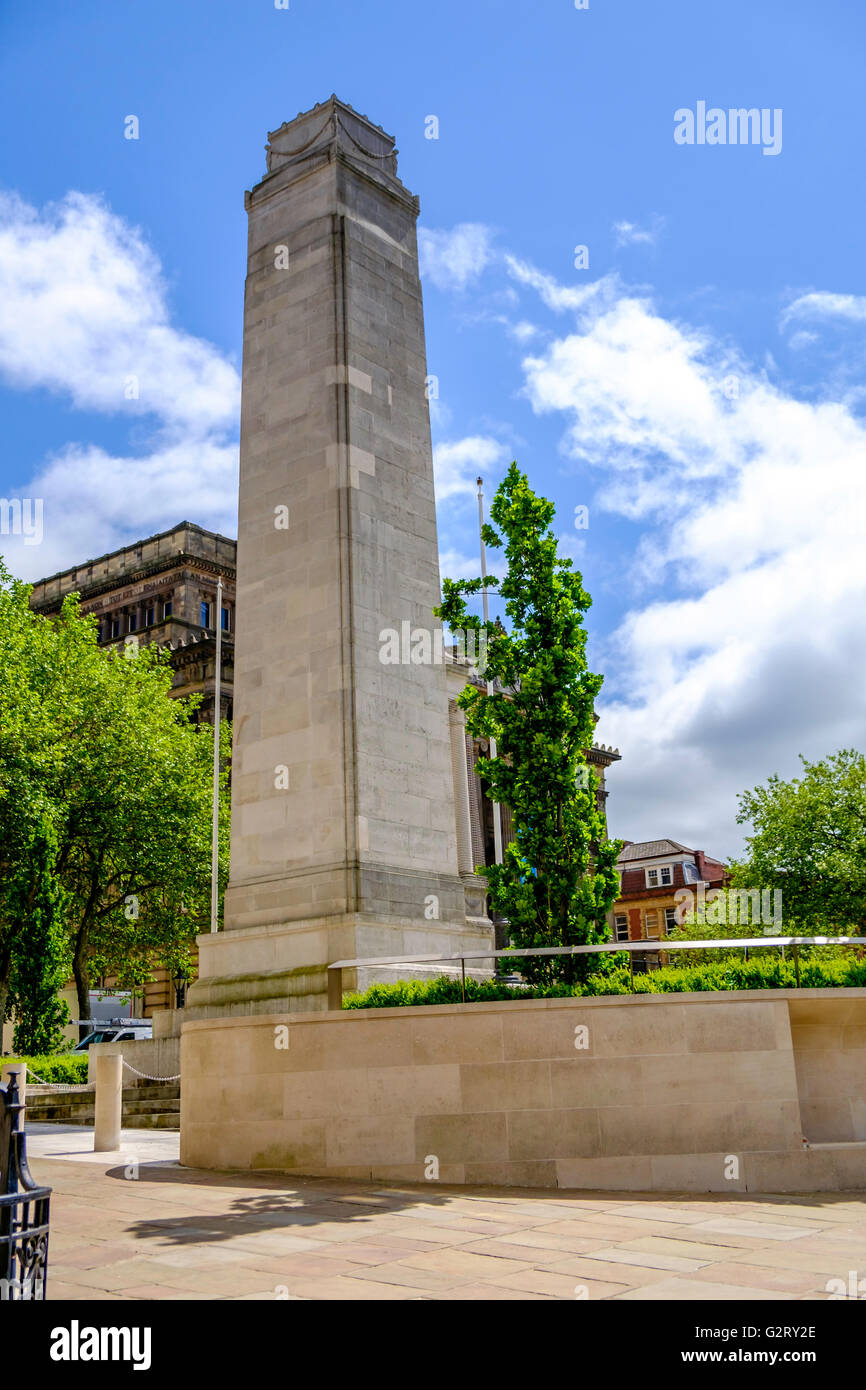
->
[326, 936, 866, 1008]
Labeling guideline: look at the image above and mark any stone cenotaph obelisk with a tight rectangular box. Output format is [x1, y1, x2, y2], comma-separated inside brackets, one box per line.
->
[185, 98, 492, 1021]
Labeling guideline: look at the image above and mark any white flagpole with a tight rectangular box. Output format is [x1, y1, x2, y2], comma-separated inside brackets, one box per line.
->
[477, 478, 503, 867]
[210, 577, 223, 934]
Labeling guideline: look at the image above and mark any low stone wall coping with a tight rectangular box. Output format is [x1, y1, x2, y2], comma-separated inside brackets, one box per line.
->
[180, 985, 866, 1033]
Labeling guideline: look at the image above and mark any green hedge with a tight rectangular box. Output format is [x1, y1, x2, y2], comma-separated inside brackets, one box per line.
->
[344, 952, 866, 1009]
[1, 1054, 89, 1085]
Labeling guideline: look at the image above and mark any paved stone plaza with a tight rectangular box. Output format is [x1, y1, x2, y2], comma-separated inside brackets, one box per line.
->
[26, 1127, 866, 1300]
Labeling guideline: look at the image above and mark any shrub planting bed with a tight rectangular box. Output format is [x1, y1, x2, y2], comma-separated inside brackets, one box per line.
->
[344, 952, 866, 1009]
[0, 1053, 89, 1084]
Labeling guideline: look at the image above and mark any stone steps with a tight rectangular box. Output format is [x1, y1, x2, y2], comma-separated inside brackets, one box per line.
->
[30, 1103, 96, 1123]
[25, 1079, 181, 1128]
[124, 1097, 181, 1116]
[122, 1085, 180, 1102]
[123, 1112, 181, 1130]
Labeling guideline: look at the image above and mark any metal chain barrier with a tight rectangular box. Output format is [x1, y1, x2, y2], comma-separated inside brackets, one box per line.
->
[12, 1060, 178, 1085]
[24, 1065, 91, 1092]
[121, 1060, 181, 1083]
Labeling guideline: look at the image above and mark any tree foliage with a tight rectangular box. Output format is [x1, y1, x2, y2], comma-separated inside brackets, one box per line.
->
[436, 463, 621, 985]
[0, 560, 71, 1041]
[8, 818, 70, 1054]
[0, 557, 230, 1042]
[730, 748, 866, 933]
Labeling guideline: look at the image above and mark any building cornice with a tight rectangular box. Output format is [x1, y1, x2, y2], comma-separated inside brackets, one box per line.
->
[30, 552, 236, 611]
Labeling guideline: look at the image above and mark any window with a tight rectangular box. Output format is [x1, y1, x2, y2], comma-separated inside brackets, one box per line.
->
[110, 617, 121, 639]
[682, 861, 699, 883]
[200, 600, 211, 628]
[646, 865, 673, 888]
[665, 907, 678, 934]
[645, 910, 660, 939]
[614, 914, 629, 942]
[128, 612, 138, 632]
[145, 605, 155, 626]
[162, 599, 173, 620]
[221, 606, 230, 632]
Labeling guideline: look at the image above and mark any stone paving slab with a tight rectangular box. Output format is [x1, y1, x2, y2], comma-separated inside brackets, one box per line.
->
[24, 1126, 866, 1301]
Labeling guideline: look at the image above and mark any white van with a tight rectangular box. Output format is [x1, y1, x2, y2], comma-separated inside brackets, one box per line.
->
[72, 1019, 152, 1051]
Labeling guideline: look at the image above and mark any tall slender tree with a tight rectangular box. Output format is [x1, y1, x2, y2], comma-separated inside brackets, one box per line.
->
[436, 463, 621, 986]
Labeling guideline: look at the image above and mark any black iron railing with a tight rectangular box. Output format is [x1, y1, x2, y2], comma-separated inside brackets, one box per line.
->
[0, 1072, 51, 1300]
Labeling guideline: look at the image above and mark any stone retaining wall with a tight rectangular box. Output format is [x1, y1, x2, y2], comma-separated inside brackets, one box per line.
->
[87, 1036, 180, 1084]
[180, 989, 866, 1192]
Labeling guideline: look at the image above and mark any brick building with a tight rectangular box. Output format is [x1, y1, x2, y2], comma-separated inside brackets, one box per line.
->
[611, 838, 729, 969]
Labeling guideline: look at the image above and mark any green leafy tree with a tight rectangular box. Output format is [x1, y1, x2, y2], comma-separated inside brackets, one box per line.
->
[53, 634, 230, 1033]
[436, 463, 622, 985]
[730, 749, 866, 933]
[8, 819, 70, 1054]
[0, 558, 230, 1042]
[0, 560, 73, 1040]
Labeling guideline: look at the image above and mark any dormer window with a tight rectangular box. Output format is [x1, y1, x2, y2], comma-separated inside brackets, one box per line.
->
[646, 865, 673, 888]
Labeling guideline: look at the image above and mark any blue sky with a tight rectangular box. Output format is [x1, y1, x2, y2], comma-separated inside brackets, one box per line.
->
[1, 0, 864, 855]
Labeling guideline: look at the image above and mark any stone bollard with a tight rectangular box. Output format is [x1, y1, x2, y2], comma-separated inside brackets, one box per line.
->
[1, 1062, 27, 1104]
[93, 1048, 123, 1152]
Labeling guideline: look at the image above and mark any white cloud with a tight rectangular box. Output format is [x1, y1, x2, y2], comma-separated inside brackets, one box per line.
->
[504, 254, 618, 314]
[556, 530, 588, 565]
[522, 296, 737, 497]
[782, 291, 866, 327]
[433, 435, 510, 502]
[428, 397, 453, 431]
[418, 223, 493, 292]
[15, 438, 239, 581]
[0, 190, 240, 578]
[434, 436, 511, 607]
[613, 216, 664, 248]
[510, 320, 538, 342]
[519, 286, 866, 856]
[0, 191, 239, 433]
[438, 547, 485, 582]
[786, 329, 819, 350]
